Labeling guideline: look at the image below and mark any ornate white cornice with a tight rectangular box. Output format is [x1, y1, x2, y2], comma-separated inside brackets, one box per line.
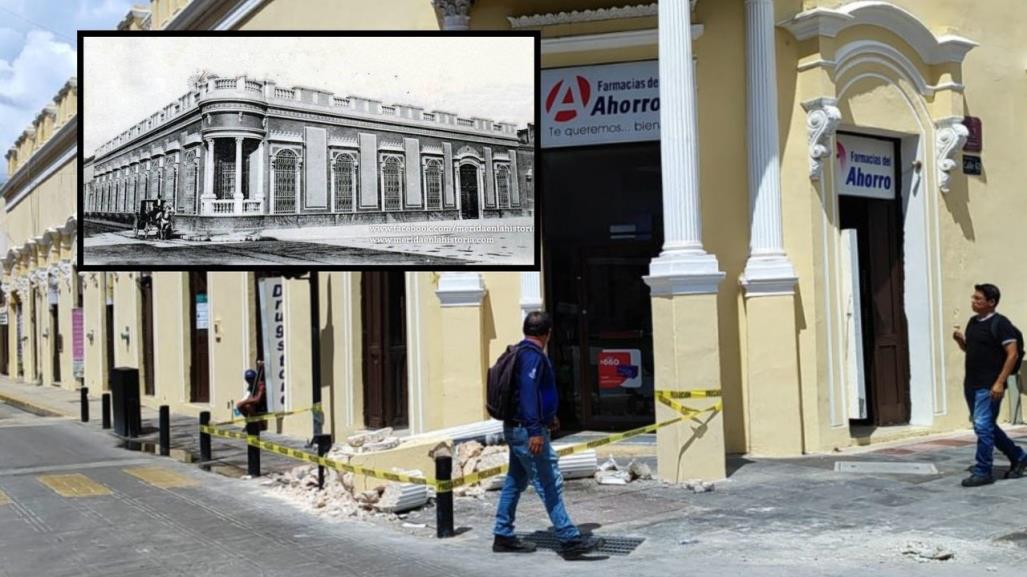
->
[328, 135, 359, 148]
[644, 253, 725, 297]
[778, 1, 977, 65]
[421, 143, 443, 156]
[455, 145, 483, 161]
[432, 0, 473, 17]
[801, 98, 842, 181]
[1, 282, 12, 299]
[508, 3, 657, 28]
[436, 272, 486, 307]
[14, 276, 30, 296]
[935, 116, 968, 194]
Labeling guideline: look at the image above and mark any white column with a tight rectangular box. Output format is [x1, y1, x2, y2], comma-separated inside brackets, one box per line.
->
[256, 140, 265, 213]
[432, 0, 473, 30]
[740, 0, 797, 296]
[519, 271, 542, 320]
[644, 0, 724, 296]
[202, 137, 215, 215]
[234, 137, 244, 214]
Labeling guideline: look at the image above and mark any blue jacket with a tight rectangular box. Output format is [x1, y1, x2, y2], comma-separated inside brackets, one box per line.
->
[515, 339, 558, 437]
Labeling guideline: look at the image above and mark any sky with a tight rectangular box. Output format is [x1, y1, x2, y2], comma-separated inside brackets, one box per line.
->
[0, 0, 135, 180]
[83, 36, 535, 157]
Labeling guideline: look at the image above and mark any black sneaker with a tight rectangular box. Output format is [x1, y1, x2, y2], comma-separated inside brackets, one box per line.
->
[560, 535, 604, 557]
[961, 474, 995, 487]
[1005, 456, 1027, 479]
[492, 535, 537, 553]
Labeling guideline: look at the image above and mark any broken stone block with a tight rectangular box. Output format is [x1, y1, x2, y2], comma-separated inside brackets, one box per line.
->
[599, 455, 621, 472]
[457, 440, 484, 463]
[363, 437, 401, 452]
[684, 479, 715, 493]
[595, 470, 631, 485]
[627, 459, 652, 480]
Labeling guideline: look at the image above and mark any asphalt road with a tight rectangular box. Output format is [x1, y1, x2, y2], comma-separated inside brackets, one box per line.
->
[2, 399, 1025, 577]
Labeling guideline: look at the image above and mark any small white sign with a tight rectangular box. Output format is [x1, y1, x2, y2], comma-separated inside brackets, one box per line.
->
[195, 294, 208, 330]
[541, 61, 660, 149]
[836, 133, 896, 200]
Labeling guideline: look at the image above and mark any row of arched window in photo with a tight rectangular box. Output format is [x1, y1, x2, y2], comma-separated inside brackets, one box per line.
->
[86, 150, 518, 214]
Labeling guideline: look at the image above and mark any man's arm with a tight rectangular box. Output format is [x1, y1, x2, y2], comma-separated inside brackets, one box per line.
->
[991, 342, 1019, 401]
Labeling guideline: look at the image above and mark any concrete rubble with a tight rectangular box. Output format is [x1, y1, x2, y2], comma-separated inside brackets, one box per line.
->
[261, 427, 427, 520]
[901, 541, 956, 562]
[595, 455, 653, 485]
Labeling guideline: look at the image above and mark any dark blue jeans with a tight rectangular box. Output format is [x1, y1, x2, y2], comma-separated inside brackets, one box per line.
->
[493, 426, 581, 543]
[965, 387, 1027, 478]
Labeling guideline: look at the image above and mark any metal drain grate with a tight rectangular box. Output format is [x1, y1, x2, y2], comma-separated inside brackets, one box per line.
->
[518, 532, 645, 556]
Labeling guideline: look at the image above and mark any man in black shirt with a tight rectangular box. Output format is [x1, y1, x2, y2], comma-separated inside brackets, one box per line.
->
[953, 284, 1027, 487]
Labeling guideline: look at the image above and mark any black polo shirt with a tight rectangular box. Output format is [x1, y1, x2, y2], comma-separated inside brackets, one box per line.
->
[964, 313, 1018, 389]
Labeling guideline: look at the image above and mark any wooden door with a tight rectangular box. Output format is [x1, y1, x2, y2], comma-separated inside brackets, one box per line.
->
[189, 272, 210, 403]
[840, 194, 910, 425]
[361, 272, 407, 429]
[140, 276, 155, 396]
[459, 165, 479, 220]
[50, 304, 60, 384]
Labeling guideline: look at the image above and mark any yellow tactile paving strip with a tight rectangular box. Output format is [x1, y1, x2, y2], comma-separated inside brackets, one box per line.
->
[123, 467, 199, 489]
[38, 474, 112, 497]
[0, 488, 9, 505]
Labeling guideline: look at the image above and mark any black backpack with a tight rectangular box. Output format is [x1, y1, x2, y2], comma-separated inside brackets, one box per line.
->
[991, 315, 1026, 374]
[486, 343, 523, 420]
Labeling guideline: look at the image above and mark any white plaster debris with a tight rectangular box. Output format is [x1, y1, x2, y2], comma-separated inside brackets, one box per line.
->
[594, 455, 651, 484]
[684, 479, 715, 493]
[901, 541, 955, 562]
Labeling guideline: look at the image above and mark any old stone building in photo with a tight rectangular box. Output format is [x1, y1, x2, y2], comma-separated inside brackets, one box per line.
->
[84, 72, 529, 234]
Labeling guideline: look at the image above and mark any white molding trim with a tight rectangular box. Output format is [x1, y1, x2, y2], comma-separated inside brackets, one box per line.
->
[644, 253, 725, 297]
[833, 40, 931, 96]
[541, 26, 703, 55]
[934, 116, 968, 195]
[801, 97, 842, 181]
[778, 1, 977, 65]
[509, 3, 657, 28]
[436, 272, 486, 307]
[4, 146, 76, 213]
[215, 0, 268, 30]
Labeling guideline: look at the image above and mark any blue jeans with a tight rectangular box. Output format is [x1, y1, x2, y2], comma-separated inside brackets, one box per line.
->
[965, 387, 1027, 478]
[493, 426, 581, 543]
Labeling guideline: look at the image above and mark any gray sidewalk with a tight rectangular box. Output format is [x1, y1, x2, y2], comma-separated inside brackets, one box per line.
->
[3, 375, 1027, 574]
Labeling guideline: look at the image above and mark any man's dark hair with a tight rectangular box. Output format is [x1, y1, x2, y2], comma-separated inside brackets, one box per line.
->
[523, 311, 553, 337]
[975, 283, 1001, 306]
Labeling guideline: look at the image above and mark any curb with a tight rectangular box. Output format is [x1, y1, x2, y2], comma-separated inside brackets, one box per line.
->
[0, 391, 67, 418]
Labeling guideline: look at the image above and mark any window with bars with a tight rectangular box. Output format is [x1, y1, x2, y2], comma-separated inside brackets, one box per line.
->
[496, 164, 511, 208]
[181, 153, 197, 214]
[216, 160, 235, 200]
[150, 168, 161, 200]
[165, 167, 177, 206]
[381, 155, 403, 211]
[332, 153, 356, 212]
[273, 150, 298, 214]
[424, 158, 443, 210]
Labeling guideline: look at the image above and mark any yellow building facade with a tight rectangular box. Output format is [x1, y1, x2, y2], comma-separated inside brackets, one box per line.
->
[60, 0, 1027, 481]
[1, 79, 79, 389]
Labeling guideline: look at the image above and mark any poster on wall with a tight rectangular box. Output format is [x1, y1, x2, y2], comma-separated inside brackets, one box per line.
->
[258, 277, 286, 413]
[195, 294, 208, 330]
[541, 60, 660, 149]
[598, 349, 642, 390]
[836, 133, 897, 200]
[72, 308, 84, 379]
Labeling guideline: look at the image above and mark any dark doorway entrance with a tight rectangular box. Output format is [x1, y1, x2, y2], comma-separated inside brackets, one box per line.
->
[0, 315, 8, 376]
[543, 142, 663, 431]
[140, 275, 155, 396]
[189, 272, 210, 403]
[459, 164, 479, 220]
[839, 136, 910, 426]
[50, 303, 60, 384]
[361, 272, 407, 429]
[106, 302, 114, 387]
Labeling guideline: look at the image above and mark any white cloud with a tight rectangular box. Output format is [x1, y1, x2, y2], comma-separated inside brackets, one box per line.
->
[0, 30, 75, 155]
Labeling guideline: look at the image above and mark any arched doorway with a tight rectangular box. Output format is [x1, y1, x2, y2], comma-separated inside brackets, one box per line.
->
[459, 163, 479, 220]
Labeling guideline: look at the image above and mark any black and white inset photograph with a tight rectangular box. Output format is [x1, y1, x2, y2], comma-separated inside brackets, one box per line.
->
[80, 33, 536, 268]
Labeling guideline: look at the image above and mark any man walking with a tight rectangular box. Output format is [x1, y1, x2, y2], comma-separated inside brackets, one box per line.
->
[492, 311, 603, 557]
[953, 284, 1027, 487]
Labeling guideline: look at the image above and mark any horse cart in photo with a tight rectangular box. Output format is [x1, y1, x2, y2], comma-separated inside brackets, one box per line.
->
[133, 199, 175, 240]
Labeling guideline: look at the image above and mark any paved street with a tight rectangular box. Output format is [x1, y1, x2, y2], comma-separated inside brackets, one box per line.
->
[2, 381, 1027, 576]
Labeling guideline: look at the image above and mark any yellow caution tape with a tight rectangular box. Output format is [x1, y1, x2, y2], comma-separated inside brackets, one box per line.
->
[214, 403, 324, 427]
[199, 388, 723, 493]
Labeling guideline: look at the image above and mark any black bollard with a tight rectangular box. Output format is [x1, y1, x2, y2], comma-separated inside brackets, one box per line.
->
[199, 411, 211, 471]
[80, 387, 89, 423]
[101, 393, 111, 429]
[435, 454, 455, 538]
[246, 420, 261, 477]
[159, 405, 170, 457]
[315, 434, 332, 491]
